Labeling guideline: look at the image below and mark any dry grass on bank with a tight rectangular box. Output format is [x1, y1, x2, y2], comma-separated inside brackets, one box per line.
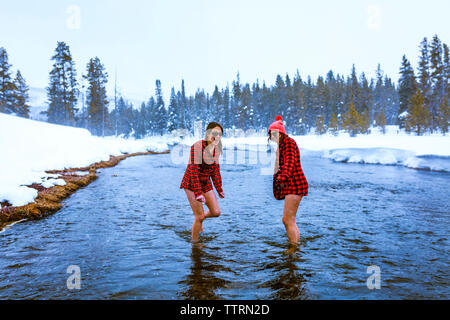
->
[0, 150, 169, 230]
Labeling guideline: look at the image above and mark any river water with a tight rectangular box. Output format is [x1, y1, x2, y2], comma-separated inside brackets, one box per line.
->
[0, 147, 448, 299]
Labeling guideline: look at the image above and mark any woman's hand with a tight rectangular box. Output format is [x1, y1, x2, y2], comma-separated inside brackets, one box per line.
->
[218, 191, 225, 199]
[196, 195, 206, 203]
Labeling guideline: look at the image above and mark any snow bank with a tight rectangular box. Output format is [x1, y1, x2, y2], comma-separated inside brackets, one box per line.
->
[0, 113, 170, 207]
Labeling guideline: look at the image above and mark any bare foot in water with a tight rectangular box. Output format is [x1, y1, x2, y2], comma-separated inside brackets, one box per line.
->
[284, 243, 300, 255]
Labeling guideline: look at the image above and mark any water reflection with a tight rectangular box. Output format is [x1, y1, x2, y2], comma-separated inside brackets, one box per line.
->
[258, 245, 310, 300]
[177, 244, 230, 300]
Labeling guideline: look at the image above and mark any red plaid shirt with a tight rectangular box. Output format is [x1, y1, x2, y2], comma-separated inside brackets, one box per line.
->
[273, 135, 308, 200]
[180, 140, 223, 198]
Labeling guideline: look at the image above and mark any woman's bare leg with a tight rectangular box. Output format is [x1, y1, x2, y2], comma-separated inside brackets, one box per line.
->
[185, 189, 205, 241]
[203, 190, 221, 218]
[282, 194, 302, 244]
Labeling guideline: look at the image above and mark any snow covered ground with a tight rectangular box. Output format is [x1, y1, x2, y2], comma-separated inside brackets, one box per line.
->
[1, 113, 449, 208]
[0, 113, 170, 207]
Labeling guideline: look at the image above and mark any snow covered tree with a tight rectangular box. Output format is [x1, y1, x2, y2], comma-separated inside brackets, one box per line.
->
[231, 73, 242, 128]
[398, 55, 417, 128]
[429, 35, 445, 130]
[418, 38, 432, 109]
[154, 79, 167, 135]
[236, 83, 253, 129]
[222, 85, 231, 129]
[133, 102, 148, 138]
[167, 87, 178, 132]
[210, 85, 223, 125]
[179, 79, 187, 129]
[12, 70, 30, 118]
[46, 42, 79, 126]
[0, 47, 16, 114]
[84, 57, 109, 136]
[383, 75, 399, 125]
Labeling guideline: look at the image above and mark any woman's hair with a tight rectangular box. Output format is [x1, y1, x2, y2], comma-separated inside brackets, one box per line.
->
[205, 122, 224, 155]
[268, 130, 286, 145]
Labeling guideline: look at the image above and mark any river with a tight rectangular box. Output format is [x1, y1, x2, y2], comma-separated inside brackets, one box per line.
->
[0, 147, 448, 299]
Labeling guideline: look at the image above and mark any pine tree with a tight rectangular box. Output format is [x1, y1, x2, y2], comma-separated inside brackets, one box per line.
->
[375, 110, 387, 134]
[405, 89, 430, 135]
[383, 75, 399, 125]
[154, 79, 167, 135]
[274, 74, 286, 120]
[313, 76, 327, 125]
[222, 85, 230, 129]
[12, 70, 30, 118]
[211, 85, 223, 124]
[359, 72, 373, 125]
[418, 37, 432, 113]
[231, 73, 242, 128]
[341, 101, 362, 137]
[373, 64, 384, 123]
[133, 102, 147, 138]
[236, 83, 253, 129]
[315, 114, 326, 135]
[167, 87, 178, 132]
[46, 42, 79, 126]
[0, 47, 16, 114]
[348, 65, 360, 112]
[398, 55, 417, 128]
[436, 97, 449, 135]
[179, 80, 186, 129]
[329, 113, 339, 136]
[360, 108, 371, 134]
[429, 35, 444, 130]
[84, 57, 109, 136]
[443, 43, 450, 99]
[146, 97, 157, 135]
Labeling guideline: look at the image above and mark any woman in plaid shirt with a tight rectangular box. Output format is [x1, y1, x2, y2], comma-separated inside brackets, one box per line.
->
[269, 116, 308, 245]
[180, 122, 225, 241]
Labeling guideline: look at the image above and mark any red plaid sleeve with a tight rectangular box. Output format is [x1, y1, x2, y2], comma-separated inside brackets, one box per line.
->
[211, 163, 223, 194]
[277, 138, 296, 182]
[189, 142, 203, 197]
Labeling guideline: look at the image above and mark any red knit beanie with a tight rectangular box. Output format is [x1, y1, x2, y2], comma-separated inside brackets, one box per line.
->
[268, 115, 286, 134]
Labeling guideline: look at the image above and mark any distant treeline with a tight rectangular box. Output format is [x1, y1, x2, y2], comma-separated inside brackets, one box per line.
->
[0, 34, 448, 137]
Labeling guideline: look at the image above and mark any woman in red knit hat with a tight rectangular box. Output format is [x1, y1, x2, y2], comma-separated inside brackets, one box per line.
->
[268, 116, 308, 245]
[180, 122, 225, 242]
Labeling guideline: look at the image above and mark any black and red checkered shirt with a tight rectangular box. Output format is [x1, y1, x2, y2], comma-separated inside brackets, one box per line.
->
[273, 135, 308, 200]
[180, 140, 223, 198]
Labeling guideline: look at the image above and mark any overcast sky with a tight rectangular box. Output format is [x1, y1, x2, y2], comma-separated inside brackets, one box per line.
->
[1, 0, 449, 103]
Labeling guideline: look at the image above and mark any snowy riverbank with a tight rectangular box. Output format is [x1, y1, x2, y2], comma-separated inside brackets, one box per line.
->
[0, 113, 170, 207]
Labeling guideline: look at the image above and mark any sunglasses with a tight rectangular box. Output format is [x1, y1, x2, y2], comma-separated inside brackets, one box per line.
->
[211, 131, 223, 137]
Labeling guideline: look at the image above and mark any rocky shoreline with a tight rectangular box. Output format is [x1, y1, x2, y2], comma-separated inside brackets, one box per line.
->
[0, 150, 169, 231]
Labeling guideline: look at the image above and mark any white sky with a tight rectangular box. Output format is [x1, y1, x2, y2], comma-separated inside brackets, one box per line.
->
[1, 0, 449, 103]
